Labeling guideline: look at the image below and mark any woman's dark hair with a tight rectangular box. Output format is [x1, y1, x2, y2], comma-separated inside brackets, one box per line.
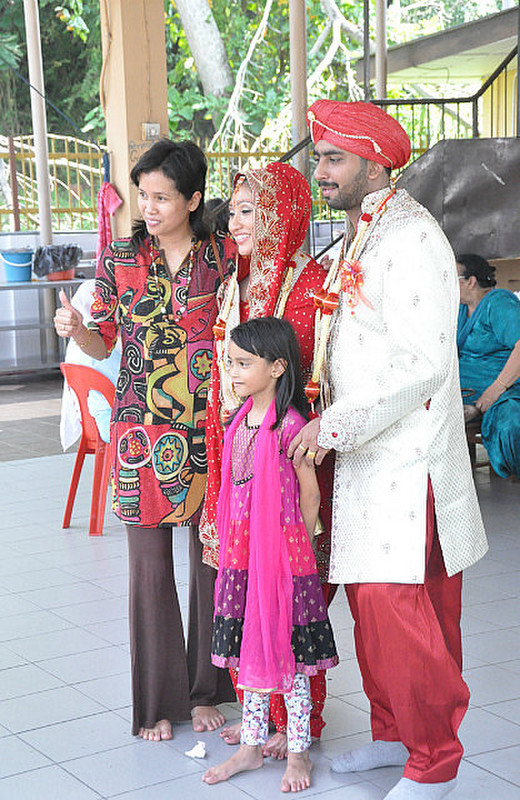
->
[130, 139, 209, 247]
[230, 317, 308, 429]
[204, 198, 230, 234]
[456, 253, 496, 288]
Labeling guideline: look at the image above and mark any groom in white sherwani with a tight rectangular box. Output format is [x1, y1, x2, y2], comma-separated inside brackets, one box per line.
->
[290, 100, 487, 800]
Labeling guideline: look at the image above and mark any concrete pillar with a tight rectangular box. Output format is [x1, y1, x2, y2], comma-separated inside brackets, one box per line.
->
[23, 0, 57, 364]
[375, 0, 387, 100]
[289, 0, 309, 182]
[363, 0, 371, 100]
[99, 0, 169, 237]
[23, 0, 52, 245]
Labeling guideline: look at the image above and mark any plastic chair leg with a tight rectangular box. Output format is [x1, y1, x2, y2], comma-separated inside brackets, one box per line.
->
[89, 442, 111, 536]
[63, 442, 87, 529]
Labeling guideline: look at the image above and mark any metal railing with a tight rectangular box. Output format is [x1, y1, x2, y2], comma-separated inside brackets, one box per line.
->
[0, 134, 106, 232]
[374, 47, 518, 157]
[204, 138, 285, 203]
[0, 134, 288, 233]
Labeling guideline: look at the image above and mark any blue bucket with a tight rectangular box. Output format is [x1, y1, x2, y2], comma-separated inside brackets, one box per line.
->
[0, 249, 34, 283]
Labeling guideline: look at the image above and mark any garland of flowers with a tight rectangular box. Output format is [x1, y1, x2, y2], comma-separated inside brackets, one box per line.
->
[305, 189, 396, 411]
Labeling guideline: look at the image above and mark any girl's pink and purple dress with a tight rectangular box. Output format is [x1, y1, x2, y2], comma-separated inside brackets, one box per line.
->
[211, 407, 338, 683]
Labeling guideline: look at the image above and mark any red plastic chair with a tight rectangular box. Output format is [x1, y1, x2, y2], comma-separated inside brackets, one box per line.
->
[60, 363, 116, 536]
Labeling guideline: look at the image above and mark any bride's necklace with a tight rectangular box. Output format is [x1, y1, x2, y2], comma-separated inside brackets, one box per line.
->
[150, 235, 195, 322]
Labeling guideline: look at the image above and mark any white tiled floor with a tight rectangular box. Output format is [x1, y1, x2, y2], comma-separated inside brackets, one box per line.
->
[0, 454, 519, 799]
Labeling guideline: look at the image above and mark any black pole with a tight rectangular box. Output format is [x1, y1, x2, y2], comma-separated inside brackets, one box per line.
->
[364, 0, 371, 100]
[472, 98, 479, 138]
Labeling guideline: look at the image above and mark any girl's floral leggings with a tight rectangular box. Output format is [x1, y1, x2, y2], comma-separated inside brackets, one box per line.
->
[240, 674, 311, 752]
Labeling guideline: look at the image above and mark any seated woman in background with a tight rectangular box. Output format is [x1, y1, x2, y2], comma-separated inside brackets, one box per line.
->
[457, 253, 520, 478]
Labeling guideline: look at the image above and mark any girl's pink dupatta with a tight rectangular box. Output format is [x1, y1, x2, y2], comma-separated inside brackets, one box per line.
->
[216, 396, 295, 693]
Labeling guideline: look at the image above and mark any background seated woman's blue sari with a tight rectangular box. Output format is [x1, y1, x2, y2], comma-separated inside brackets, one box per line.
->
[457, 288, 520, 478]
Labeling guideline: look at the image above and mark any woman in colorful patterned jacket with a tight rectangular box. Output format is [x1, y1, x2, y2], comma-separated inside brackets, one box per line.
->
[200, 161, 334, 757]
[54, 139, 235, 742]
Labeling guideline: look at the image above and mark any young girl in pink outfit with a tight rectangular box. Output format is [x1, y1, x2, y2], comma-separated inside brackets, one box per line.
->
[202, 317, 338, 793]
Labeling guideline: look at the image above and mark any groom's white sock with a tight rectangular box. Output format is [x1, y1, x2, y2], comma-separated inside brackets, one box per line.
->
[384, 777, 457, 799]
[330, 740, 408, 773]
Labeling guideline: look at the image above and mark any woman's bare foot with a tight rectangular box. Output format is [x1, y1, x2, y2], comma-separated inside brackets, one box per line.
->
[202, 744, 263, 784]
[191, 705, 226, 732]
[281, 751, 312, 793]
[138, 719, 172, 741]
[220, 721, 241, 745]
[262, 731, 288, 760]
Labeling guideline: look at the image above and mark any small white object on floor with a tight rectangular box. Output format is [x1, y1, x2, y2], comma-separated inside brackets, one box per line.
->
[384, 777, 457, 799]
[185, 740, 207, 759]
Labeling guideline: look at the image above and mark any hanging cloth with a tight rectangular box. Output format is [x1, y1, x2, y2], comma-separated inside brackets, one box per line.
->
[96, 154, 122, 265]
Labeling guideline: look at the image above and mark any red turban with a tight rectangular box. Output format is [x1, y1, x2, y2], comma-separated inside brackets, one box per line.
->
[307, 100, 411, 170]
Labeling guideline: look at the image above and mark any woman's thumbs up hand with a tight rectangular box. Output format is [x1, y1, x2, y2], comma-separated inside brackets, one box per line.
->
[54, 289, 84, 339]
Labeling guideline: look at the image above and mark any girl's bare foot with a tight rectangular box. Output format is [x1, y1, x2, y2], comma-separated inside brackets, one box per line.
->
[202, 744, 263, 784]
[138, 719, 172, 741]
[191, 705, 226, 732]
[220, 721, 241, 745]
[262, 731, 288, 760]
[281, 751, 312, 793]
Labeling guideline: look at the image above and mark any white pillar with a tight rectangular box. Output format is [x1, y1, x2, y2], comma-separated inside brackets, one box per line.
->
[23, 0, 53, 245]
[289, 0, 309, 181]
[375, 0, 387, 100]
[23, 0, 57, 364]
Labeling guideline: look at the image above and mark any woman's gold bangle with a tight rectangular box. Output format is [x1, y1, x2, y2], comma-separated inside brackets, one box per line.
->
[496, 376, 509, 390]
[78, 328, 92, 350]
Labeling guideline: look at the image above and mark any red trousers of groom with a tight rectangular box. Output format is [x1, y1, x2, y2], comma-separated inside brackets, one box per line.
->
[341, 481, 470, 783]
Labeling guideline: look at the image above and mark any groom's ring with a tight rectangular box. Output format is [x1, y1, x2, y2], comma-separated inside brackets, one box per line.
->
[307, 450, 317, 459]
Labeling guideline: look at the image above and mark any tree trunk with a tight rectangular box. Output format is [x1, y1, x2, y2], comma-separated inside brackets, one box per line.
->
[173, 0, 232, 97]
[320, 0, 366, 48]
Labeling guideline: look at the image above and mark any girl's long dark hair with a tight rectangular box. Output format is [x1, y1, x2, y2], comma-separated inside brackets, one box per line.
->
[129, 139, 209, 248]
[230, 317, 308, 429]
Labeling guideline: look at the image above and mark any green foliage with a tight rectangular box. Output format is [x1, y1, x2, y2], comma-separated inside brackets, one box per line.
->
[82, 104, 106, 136]
[0, 32, 22, 71]
[0, 0, 102, 138]
[164, 0, 342, 140]
[0, 0, 507, 142]
[168, 84, 228, 128]
[164, 7, 217, 138]
[55, 1, 90, 42]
